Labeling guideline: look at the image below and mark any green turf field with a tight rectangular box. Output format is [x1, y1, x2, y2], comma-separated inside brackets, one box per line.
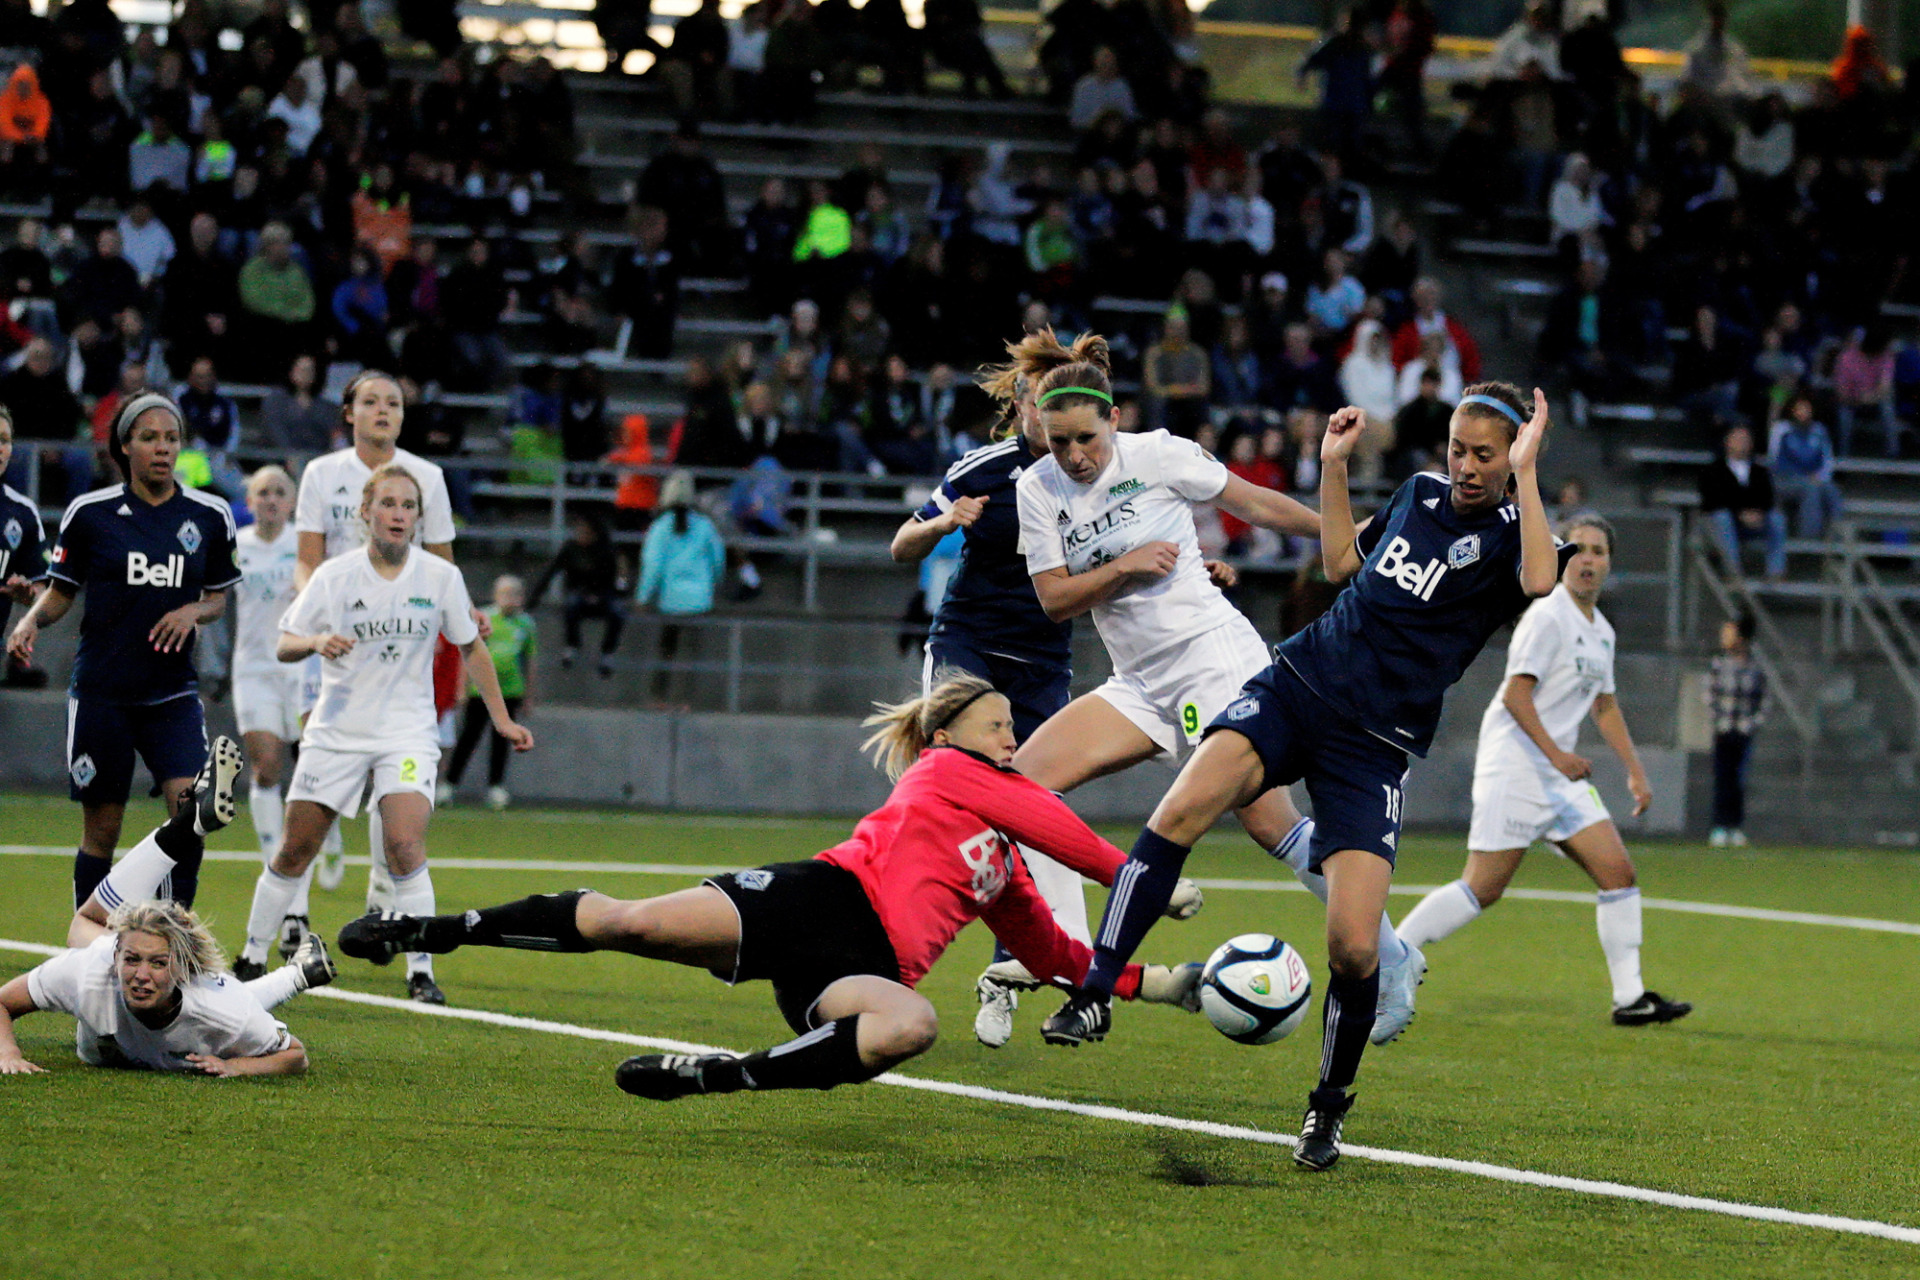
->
[3, 793, 1917, 1280]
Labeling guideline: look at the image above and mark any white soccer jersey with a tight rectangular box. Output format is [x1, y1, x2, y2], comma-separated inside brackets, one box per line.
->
[1476, 584, 1616, 767]
[294, 446, 456, 560]
[233, 524, 301, 679]
[1016, 429, 1244, 672]
[281, 547, 479, 754]
[26, 936, 291, 1071]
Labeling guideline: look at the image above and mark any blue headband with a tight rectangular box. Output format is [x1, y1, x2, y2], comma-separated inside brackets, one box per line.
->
[1459, 394, 1525, 428]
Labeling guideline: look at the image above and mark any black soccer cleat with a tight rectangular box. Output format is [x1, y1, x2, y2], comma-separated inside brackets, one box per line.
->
[338, 909, 427, 964]
[192, 736, 243, 835]
[1612, 990, 1693, 1026]
[293, 931, 337, 992]
[407, 972, 447, 1005]
[1040, 992, 1111, 1047]
[615, 1053, 737, 1101]
[231, 955, 267, 983]
[1293, 1088, 1355, 1172]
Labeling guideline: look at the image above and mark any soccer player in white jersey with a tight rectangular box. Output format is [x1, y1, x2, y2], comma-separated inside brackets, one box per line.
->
[1396, 513, 1692, 1026]
[0, 739, 333, 1078]
[232, 465, 335, 961]
[291, 371, 465, 913]
[999, 331, 1428, 1048]
[238, 464, 532, 1003]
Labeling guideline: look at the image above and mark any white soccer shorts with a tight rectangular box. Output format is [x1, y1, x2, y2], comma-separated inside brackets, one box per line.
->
[1468, 757, 1613, 852]
[1091, 616, 1271, 763]
[232, 670, 306, 742]
[287, 745, 440, 819]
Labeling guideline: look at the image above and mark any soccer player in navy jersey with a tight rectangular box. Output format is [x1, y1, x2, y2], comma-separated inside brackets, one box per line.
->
[1042, 381, 1570, 1172]
[7, 394, 241, 910]
[0, 407, 49, 680]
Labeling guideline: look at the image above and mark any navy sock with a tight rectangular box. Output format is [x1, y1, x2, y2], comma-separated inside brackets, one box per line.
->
[154, 806, 205, 908]
[1083, 829, 1191, 998]
[989, 940, 1012, 966]
[421, 889, 592, 952]
[1316, 967, 1380, 1094]
[707, 1016, 878, 1093]
[73, 851, 110, 910]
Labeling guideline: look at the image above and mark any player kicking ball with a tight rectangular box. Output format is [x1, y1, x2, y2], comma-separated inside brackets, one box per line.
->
[336, 676, 1204, 1101]
[1396, 513, 1692, 1027]
[0, 737, 335, 1077]
[1041, 384, 1571, 1173]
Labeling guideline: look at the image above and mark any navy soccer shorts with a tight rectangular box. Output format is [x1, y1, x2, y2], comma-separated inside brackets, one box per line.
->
[924, 637, 1071, 744]
[66, 693, 208, 805]
[1204, 660, 1410, 872]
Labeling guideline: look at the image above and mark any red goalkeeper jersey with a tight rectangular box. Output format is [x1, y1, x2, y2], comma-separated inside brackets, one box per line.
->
[816, 747, 1127, 989]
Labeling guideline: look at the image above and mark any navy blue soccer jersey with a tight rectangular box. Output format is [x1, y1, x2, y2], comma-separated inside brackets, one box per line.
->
[916, 437, 1070, 666]
[46, 484, 242, 704]
[1277, 472, 1575, 757]
[1, 482, 45, 631]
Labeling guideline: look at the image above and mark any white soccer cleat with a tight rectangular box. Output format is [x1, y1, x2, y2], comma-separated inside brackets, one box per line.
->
[316, 841, 345, 890]
[973, 973, 1019, 1048]
[436, 782, 456, 806]
[1370, 940, 1427, 1046]
[1708, 828, 1729, 848]
[487, 786, 511, 811]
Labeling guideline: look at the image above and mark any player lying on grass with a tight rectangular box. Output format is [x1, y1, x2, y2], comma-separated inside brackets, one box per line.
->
[1397, 512, 1692, 1026]
[1043, 383, 1571, 1173]
[337, 674, 1206, 1100]
[0, 737, 336, 1078]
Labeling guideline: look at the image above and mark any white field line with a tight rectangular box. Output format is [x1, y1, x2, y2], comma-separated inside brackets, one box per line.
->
[0, 935, 1913, 1248]
[5, 845, 1918, 937]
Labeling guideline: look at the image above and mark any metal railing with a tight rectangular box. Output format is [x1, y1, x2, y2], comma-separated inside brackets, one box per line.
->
[1824, 526, 1920, 748]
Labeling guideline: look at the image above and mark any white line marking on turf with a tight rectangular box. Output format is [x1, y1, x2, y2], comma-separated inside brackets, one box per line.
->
[0, 935, 1911, 1248]
[6, 845, 1917, 936]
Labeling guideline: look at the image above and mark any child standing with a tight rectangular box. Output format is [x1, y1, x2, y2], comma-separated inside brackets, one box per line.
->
[444, 575, 538, 810]
[1707, 613, 1766, 847]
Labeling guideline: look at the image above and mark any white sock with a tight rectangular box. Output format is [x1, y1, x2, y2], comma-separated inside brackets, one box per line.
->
[1270, 818, 1409, 965]
[391, 863, 436, 978]
[1022, 845, 1091, 946]
[321, 820, 343, 859]
[366, 807, 396, 910]
[287, 862, 314, 920]
[1596, 887, 1644, 1008]
[1398, 879, 1483, 950]
[249, 779, 284, 857]
[245, 965, 307, 1009]
[244, 866, 303, 964]
[93, 832, 177, 911]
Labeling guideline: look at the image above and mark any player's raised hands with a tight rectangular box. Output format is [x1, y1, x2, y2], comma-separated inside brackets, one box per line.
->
[1509, 388, 1551, 474]
[1115, 541, 1180, 581]
[1320, 406, 1367, 464]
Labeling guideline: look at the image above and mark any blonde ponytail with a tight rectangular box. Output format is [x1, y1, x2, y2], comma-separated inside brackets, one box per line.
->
[861, 673, 999, 781]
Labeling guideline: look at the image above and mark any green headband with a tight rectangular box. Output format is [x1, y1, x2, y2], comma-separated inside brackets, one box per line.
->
[1038, 385, 1114, 407]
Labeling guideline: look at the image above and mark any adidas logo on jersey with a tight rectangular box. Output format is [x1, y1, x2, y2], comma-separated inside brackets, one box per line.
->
[126, 551, 185, 587]
[1375, 536, 1447, 601]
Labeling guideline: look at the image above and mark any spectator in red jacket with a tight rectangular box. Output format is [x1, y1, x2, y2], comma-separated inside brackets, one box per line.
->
[1389, 277, 1481, 384]
[335, 674, 1207, 1101]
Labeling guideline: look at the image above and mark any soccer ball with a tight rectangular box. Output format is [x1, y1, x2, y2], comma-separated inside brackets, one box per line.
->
[1198, 934, 1313, 1045]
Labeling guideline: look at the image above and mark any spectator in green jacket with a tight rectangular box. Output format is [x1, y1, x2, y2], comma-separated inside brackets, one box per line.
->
[444, 574, 538, 811]
[237, 222, 314, 380]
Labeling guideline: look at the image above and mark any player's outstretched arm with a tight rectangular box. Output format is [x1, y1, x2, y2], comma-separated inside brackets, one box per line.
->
[1512, 388, 1559, 598]
[1590, 693, 1652, 816]
[187, 1034, 308, 1078]
[0, 975, 47, 1075]
[1214, 474, 1322, 538]
[462, 636, 535, 751]
[6, 581, 74, 664]
[890, 496, 986, 564]
[1318, 406, 1367, 582]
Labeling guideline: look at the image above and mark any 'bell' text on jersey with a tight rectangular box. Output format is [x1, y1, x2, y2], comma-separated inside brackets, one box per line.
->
[46, 484, 242, 703]
[1015, 429, 1243, 671]
[1278, 472, 1574, 756]
[917, 437, 1070, 665]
